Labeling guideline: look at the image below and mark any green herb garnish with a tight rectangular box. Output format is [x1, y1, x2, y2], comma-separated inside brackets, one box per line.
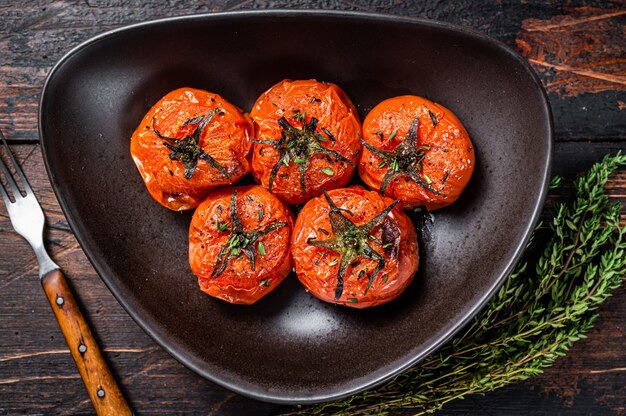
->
[307, 190, 398, 299]
[152, 107, 230, 180]
[251, 116, 355, 195]
[291, 109, 306, 122]
[428, 110, 438, 127]
[215, 219, 230, 233]
[211, 191, 288, 277]
[361, 116, 439, 195]
[315, 133, 328, 142]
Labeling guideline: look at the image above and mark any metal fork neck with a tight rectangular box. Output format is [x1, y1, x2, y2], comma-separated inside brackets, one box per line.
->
[32, 241, 59, 278]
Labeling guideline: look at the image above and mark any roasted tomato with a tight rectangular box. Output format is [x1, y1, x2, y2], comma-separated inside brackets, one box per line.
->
[359, 95, 475, 210]
[189, 185, 293, 305]
[249, 79, 361, 205]
[130, 88, 252, 211]
[291, 186, 418, 308]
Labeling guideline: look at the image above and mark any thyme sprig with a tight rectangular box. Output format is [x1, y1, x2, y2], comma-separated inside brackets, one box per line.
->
[251, 113, 356, 195]
[307, 190, 399, 299]
[361, 116, 438, 195]
[211, 191, 288, 278]
[287, 152, 626, 415]
[152, 107, 230, 180]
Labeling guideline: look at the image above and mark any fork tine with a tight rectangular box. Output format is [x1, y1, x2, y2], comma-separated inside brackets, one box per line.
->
[0, 129, 32, 197]
[0, 176, 11, 207]
[0, 150, 21, 199]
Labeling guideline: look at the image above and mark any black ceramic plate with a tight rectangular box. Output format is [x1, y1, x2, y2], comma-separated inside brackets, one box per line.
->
[39, 11, 552, 404]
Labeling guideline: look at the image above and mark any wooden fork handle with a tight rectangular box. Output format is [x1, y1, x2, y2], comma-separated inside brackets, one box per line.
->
[42, 269, 133, 416]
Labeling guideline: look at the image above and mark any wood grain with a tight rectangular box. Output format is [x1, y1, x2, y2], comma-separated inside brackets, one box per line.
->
[0, 142, 624, 415]
[0, 1, 625, 415]
[515, 6, 626, 140]
[41, 269, 132, 416]
[0, 1, 625, 142]
[517, 7, 626, 97]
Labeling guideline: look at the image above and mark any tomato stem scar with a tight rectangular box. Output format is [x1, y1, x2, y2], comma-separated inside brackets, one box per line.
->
[251, 114, 355, 195]
[306, 190, 398, 300]
[360, 116, 439, 196]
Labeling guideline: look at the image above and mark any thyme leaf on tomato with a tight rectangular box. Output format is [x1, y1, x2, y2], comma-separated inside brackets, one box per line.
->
[428, 109, 438, 127]
[361, 116, 440, 195]
[152, 107, 230, 180]
[306, 190, 398, 300]
[211, 191, 288, 278]
[251, 114, 355, 195]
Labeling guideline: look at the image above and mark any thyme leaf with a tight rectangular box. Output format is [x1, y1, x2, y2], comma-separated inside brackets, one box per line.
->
[428, 110, 438, 127]
[215, 219, 230, 233]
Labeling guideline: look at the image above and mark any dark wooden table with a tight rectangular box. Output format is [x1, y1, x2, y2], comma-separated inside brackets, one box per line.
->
[1, 1, 625, 415]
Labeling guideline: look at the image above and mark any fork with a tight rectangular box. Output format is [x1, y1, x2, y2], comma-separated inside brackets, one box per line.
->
[0, 129, 132, 415]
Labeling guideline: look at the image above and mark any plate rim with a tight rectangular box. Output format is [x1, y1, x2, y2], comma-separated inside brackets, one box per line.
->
[39, 9, 554, 404]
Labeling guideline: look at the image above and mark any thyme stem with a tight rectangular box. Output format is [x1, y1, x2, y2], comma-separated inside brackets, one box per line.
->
[285, 152, 626, 416]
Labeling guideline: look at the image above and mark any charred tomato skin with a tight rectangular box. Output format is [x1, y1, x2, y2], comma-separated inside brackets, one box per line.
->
[250, 79, 362, 205]
[291, 186, 418, 308]
[359, 95, 475, 210]
[189, 185, 294, 305]
[130, 87, 252, 211]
